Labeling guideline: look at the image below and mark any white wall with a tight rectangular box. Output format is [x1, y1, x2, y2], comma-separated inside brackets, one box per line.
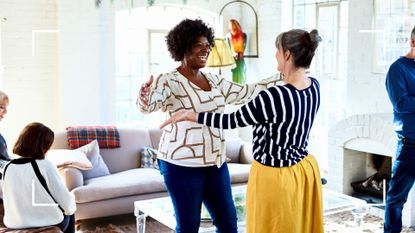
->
[347, 0, 392, 116]
[246, 0, 284, 82]
[0, 0, 59, 150]
[58, 0, 116, 127]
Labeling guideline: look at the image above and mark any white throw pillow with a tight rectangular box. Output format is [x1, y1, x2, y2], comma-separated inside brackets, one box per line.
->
[75, 140, 110, 179]
[46, 149, 93, 170]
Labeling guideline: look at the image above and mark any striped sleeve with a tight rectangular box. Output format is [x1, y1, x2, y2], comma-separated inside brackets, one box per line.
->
[197, 90, 274, 129]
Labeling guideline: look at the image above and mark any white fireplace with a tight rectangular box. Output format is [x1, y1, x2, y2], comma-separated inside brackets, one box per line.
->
[328, 113, 415, 226]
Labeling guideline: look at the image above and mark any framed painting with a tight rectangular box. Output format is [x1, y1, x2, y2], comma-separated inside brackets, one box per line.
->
[219, 0, 259, 58]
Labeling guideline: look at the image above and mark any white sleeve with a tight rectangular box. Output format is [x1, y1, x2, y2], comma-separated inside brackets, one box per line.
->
[215, 74, 282, 105]
[44, 161, 76, 215]
[138, 74, 174, 113]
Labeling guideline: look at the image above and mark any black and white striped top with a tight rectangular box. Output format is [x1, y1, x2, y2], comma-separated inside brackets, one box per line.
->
[197, 77, 320, 167]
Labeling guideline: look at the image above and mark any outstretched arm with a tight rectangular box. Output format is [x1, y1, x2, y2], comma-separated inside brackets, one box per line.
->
[216, 74, 282, 105]
[159, 110, 197, 129]
[137, 75, 154, 109]
[137, 74, 173, 113]
[160, 90, 273, 129]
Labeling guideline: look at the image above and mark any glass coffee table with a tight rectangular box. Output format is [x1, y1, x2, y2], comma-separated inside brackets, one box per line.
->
[135, 185, 246, 233]
[134, 185, 366, 232]
[323, 189, 367, 216]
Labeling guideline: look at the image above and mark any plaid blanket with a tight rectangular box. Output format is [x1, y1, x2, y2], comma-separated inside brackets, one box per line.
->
[66, 126, 120, 149]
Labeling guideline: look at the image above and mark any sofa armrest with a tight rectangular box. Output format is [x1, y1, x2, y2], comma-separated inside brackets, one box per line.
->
[239, 141, 253, 164]
[59, 167, 84, 191]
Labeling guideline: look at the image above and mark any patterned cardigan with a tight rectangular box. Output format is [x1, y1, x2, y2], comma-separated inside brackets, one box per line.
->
[139, 70, 281, 167]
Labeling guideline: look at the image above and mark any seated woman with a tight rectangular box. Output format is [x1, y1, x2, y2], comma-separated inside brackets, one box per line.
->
[0, 90, 11, 172]
[0, 90, 11, 203]
[2, 122, 76, 233]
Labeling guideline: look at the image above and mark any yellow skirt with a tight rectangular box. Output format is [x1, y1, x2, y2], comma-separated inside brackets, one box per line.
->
[246, 155, 324, 233]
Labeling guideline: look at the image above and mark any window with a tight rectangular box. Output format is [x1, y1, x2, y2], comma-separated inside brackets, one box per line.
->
[293, 0, 348, 80]
[292, 0, 349, 173]
[115, 5, 217, 126]
[372, 0, 415, 73]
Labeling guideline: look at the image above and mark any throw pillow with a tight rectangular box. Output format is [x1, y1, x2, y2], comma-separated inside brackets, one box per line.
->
[76, 140, 110, 179]
[66, 126, 120, 149]
[140, 147, 159, 169]
[46, 149, 93, 170]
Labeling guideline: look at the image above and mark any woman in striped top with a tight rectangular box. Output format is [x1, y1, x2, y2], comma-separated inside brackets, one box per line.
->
[161, 29, 323, 233]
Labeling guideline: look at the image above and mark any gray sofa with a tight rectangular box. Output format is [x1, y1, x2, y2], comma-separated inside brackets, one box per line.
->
[51, 127, 253, 221]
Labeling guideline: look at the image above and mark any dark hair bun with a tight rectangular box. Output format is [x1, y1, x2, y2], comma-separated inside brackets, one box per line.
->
[308, 29, 322, 51]
[276, 28, 321, 68]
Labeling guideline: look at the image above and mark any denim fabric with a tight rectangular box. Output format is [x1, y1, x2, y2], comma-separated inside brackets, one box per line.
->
[384, 139, 415, 233]
[56, 214, 75, 233]
[158, 159, 237, 233]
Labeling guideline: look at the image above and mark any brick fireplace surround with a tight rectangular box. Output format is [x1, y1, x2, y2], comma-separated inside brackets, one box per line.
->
[328, 113, 415, 226]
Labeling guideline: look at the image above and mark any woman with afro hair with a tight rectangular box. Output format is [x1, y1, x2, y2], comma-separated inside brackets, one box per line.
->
[137, 18, 280, 233]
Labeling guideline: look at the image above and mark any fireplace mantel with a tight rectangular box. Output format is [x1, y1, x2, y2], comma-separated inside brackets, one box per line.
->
[328, 113, 415, 227]
[344, 138, 394, 157]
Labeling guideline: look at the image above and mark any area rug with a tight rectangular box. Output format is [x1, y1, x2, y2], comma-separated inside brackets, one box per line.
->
[78, 212, 415, 233]
[324, 211, 415, 233]
[77, 224, 135, 233]
[77, 218, 173, 233]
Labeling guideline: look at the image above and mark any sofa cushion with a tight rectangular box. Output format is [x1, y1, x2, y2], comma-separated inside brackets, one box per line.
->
[99, 128, 153, 173]
[73, 168, 166, 203]
[76, 140, 110, 179]
[140, 147, 159, 169]
[228, 163, 251, 184]
[225, 138, 242, 163]
[46, 149, 92, 170]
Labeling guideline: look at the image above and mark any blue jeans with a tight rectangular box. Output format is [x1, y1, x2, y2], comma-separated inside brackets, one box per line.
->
[56, 214, 75, 233]
[384, 139, 415, 233]
[158, 159, 238, 233]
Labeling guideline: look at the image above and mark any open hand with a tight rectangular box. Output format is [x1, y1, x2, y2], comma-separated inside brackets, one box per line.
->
[160, 110, 197, 129]
[138, 75, 154, 107]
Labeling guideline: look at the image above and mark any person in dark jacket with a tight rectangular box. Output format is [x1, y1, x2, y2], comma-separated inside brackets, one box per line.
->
[384, 25, 415, 233]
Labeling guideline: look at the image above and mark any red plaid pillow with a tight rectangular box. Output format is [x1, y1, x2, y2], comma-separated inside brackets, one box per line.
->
[66, 126, 120, 149]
